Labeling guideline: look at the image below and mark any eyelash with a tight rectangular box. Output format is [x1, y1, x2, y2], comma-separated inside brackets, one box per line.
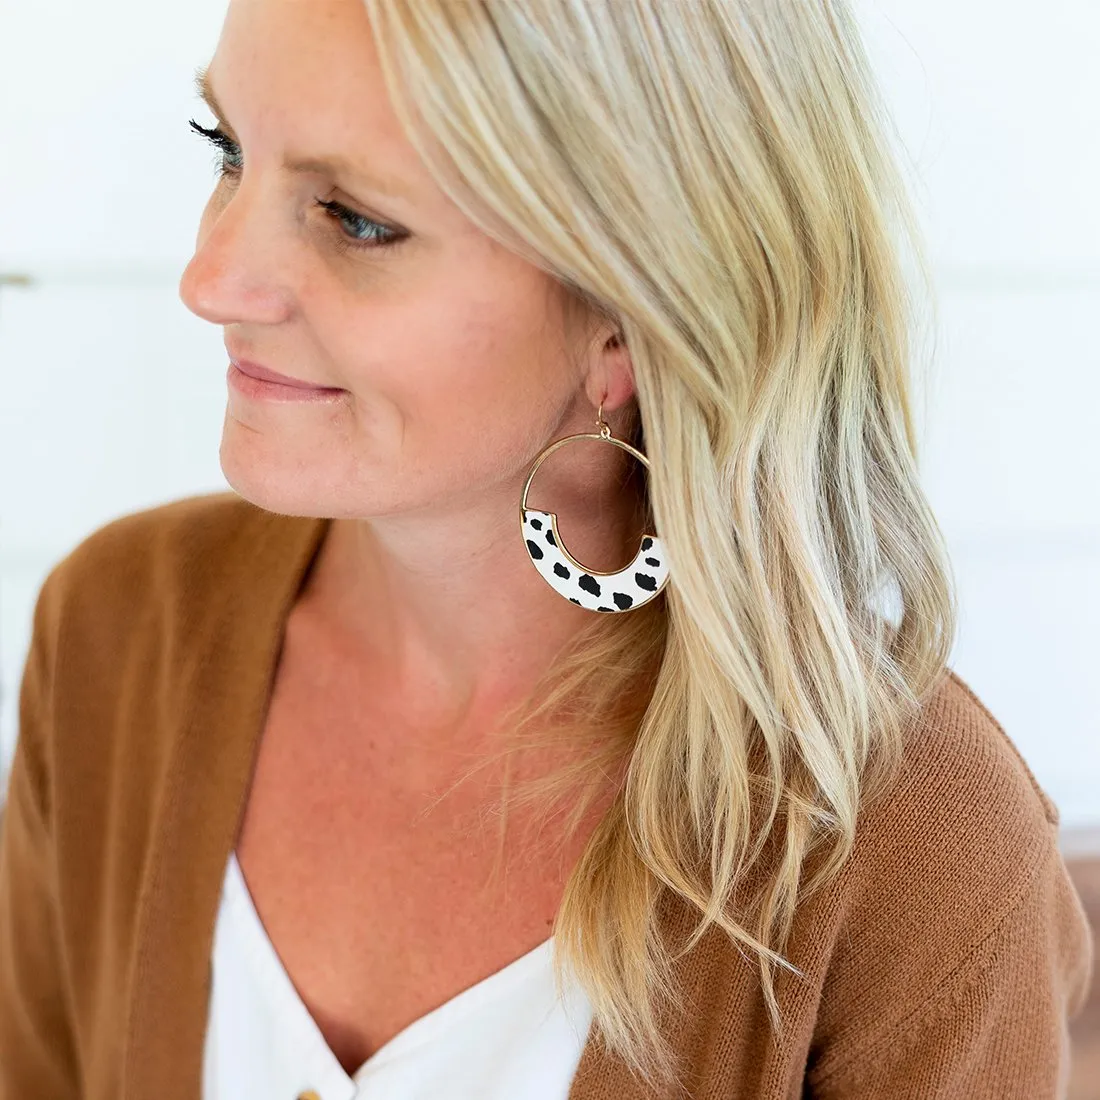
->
[187, 119, 405, 254]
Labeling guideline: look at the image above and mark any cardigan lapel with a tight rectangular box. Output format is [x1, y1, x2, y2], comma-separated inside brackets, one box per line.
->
[121, 505, 333, 1097]
[117, 501, 689, 1098]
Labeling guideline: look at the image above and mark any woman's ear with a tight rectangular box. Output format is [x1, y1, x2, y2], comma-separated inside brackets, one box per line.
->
[585, 327, 635, 413]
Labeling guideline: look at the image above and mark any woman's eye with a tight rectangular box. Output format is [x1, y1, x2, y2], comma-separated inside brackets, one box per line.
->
[314, 198, 403, 251]
[189, 118, 243, 174]
[187, 118, 406, 253]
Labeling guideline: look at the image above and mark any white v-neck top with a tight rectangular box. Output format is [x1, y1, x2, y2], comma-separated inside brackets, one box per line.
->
[201, 849, 594, 1100]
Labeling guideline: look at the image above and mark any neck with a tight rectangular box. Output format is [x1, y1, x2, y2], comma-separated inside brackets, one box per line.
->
[299, 474, 646, 729]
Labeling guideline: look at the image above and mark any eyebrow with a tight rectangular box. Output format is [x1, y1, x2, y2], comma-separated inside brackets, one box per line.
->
[192, 64, 411, 203]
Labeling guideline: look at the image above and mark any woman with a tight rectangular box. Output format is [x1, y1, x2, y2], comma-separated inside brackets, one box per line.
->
[0, 0, 1092, 1096]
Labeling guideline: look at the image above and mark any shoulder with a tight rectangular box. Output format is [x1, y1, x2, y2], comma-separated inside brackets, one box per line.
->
[904, 665, 1060, 826]
[24, 490, 316, 737]
[852, 666, 1061, 909]
[34, 491, 298, 650]
[805, 666, 1092, 1077]
[42, 490, 273, 611]
[842, 666, 1065, 957]
[11, 492, 264, 825]
[812, 666, 1067, 976]
[20, 489, 323, 815]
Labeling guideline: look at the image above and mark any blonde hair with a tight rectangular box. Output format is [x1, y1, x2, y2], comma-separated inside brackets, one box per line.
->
[361, 0, 957, 1089]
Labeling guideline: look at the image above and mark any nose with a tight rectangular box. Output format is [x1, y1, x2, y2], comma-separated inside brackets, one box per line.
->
[178, 181, 293, 327]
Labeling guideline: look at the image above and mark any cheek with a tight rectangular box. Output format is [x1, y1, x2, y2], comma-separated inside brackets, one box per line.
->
[333, 290, 570, 463]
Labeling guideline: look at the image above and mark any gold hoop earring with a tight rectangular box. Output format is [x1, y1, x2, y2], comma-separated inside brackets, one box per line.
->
[519, 401, 670, 612]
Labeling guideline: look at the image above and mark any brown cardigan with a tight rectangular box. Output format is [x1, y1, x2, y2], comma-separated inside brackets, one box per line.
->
[0, 491, 1093, 1099]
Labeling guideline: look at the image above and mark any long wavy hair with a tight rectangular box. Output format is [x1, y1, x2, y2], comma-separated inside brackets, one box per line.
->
[360, 0, 957, 1089]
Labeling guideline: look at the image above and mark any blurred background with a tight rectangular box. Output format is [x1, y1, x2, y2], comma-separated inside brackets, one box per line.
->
[1, 0, 1097, 1090]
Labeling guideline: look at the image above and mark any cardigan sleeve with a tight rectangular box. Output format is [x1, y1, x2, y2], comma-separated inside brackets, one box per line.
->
[806, 829, 1094, 1098]
[0, 566, 82, 1098]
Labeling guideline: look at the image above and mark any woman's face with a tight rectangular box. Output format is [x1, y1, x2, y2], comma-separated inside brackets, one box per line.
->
[179, 0, 623, 523]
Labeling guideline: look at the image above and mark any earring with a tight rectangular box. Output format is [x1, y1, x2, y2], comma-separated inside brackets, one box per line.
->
[519, 401, 670, 612]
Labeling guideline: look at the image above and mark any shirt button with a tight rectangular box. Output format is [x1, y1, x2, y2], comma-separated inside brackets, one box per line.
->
[297, 1092, 321, 1100]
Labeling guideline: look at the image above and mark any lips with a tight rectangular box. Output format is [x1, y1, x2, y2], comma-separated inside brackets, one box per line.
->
[229, 356, 342, 391]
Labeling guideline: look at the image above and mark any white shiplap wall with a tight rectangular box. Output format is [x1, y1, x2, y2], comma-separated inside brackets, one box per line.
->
[1, 0, 1097, 829]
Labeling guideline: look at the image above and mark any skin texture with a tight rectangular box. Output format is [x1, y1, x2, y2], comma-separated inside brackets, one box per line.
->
[178, 0, 648, 738]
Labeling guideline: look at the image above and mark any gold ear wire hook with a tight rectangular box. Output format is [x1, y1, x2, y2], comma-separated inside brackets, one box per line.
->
[597, 399, 612, 439]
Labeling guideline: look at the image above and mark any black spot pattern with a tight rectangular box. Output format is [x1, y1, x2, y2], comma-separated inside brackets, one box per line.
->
[578, 574, 602, 597]
[523, 508, 667, 612]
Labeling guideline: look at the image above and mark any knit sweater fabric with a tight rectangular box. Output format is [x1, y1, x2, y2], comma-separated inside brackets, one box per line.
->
[0, 491, 1093, 1098]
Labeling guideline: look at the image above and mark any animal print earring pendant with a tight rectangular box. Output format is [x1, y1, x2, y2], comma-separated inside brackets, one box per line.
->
[519, 401, 670, 612]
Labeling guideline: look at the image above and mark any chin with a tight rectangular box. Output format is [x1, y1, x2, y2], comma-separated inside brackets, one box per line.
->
[217, 436, 325, 519]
